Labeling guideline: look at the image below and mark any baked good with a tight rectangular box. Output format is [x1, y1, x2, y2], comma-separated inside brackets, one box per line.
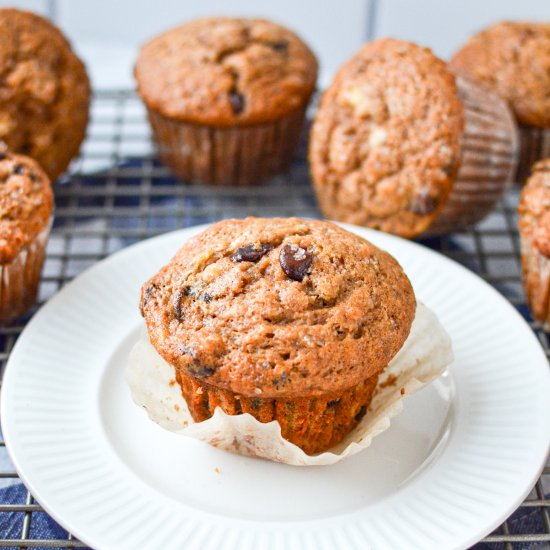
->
[0, 9, 90, 181]
[309, 38, 518, 238]
[139, 217, 416, 454]
[518, 160, 550, 327]
[0, 150, 53, 322]
[135, 17, 318, 186]
[451, 22, 550, 182]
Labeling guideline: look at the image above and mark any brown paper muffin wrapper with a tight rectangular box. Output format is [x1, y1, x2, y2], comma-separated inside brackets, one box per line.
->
[516, 126, 550, 184]
[126, 302, 453, 466]
[0, 219, 52, 323]
[520, 233, 550, 329]
[429, 76, 519, 235]
[147, 105, 308, 187]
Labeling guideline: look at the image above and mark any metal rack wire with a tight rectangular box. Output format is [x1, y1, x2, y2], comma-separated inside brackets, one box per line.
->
[0, 89, 548, 549]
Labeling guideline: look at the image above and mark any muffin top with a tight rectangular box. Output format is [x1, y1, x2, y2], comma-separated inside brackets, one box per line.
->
[141, 218, 416, 398]
[309, 38, 464, 238]
[519, 160, 550, 257]
[134, 17, 318, 126]
[0, 151, 53, 264]
[451, 22, 550, 127]
[0, 9, 90, 181]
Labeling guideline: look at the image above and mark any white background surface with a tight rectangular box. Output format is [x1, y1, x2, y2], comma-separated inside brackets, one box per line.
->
[1, 0, 550, 88]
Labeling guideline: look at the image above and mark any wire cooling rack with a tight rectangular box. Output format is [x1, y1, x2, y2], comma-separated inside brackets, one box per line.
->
[0, 89, 548, 550]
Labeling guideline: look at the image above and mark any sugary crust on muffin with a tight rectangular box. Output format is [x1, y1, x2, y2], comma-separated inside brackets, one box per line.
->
[141, 217, 416, 398]
[309, 38, 464, 238]
[0, 9, 90, 181]
[519, 160, 550, 257]
[451, 22, 550, 127]
[0, 151, 52, 264]
[134, 17, 318, 126]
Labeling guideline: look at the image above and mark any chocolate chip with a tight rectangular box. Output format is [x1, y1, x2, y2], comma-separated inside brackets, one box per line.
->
[270, 40, 288, 54]
[229, 89, 245, 115]
[251, 398, 262, 410]
[13, 164, 25, 175]
[188, 363, 215, 378]
[29, 172, 38, 182]
[0, 152, 6, 161]
[172, 288, 186, 320]
[410, 189, 437, 215]
[199, 293, 212, 303]
[279, 244, 313, 281]
[354, 405, 367, 423]
[140, 283, 158, 316]
[232, 244, 274, 262]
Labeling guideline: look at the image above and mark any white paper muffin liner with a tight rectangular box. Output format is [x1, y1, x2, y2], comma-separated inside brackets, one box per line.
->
[125, 302, 453, 466]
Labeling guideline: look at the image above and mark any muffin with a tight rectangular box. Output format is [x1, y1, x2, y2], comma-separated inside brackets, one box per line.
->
[451, 22, 550, 182]
[139, 217, 416, 455]
[135, 17, 318, 186]
[0, 150, 53, 322]
[310, 38, 518, 238]
[0, 9, 90, 181]
[518, 160, 550, 327]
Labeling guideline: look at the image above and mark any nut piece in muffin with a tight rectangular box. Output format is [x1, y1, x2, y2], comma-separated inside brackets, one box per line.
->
[139, 217, 416, 455]
[309, 38, 518, 238]
[135, 17, 318, 186]
[518, 160, 550, 327]
[0, 9, 90, 181]
[451, 22, 550, 181]
[0, 150, 53, 321]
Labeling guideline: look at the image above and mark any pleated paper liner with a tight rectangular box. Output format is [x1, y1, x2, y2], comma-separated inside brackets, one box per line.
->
[126, 302, 453, 466]
[147, 104, 308, 187]
[428, 76, 519, 235]
[0, 219, 52, 322]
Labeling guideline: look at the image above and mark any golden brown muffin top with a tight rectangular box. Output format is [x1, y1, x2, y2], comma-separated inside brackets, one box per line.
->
[134, 17, 318, 126]
[451, 22, 550, 128]
[0, 151, 53, 264]
[141, 218, 416, 398]
[309, 38, 464, 238]
[519, 160, 550, 257]
[0, 9, 90, 181]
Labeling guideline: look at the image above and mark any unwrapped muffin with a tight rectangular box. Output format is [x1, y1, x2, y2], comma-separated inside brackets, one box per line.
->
[0, 9, 90, 181]
[310, 38, 518, 238]
[0, 151, 53, 322]
[137, 218, 416, 455]
[451, 22, 550, 182]
[518, 160, 550, 327]
[135, 17, 318, 186]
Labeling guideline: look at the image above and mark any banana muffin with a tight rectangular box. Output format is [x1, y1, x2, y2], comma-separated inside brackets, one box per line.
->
[310, 38, 518, 238]
[0, 9, 90, 181]
[0, 150, 53, 322]
[139, 217, 416, 454]
[518, 160, 550, 328]
[135, 17, 318, 186]
[451, 22, 550, 182]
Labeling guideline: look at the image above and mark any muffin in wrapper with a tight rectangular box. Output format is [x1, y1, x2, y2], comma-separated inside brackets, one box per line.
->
[518, 160, 550, 328]
[0, 220, 51, 322]
[126, 302, 453, 465]
[0, 152, 53, 323]
[450, 22, 550, 184]
[135, 17, 318, 186]
[309, 38, 517, 238]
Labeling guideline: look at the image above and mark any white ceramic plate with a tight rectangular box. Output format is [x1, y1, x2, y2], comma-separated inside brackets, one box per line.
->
[2, 224, 550, 550]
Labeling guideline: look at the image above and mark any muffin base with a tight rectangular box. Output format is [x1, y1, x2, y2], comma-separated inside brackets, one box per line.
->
[176, 370, 379, 455]
[0, 221, 51, 323]
[520, 233, 550, 329]
[428, 76, 518, 234]
[516, 126, 550, 184]
[147, 106, 308, 187]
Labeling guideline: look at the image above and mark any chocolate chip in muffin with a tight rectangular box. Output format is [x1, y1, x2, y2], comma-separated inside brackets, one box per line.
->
[410, 188, 437, 215]
[279, 243, 313, 281]
[172, 288, 187, 320]
[354, 405, 367, 422]
[228, 89, 245, 115]
[232, 243, 274, 262]
[270, 40, 289, 54]
[188, 362, 216, 378]
[13, 164, 25, 175]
